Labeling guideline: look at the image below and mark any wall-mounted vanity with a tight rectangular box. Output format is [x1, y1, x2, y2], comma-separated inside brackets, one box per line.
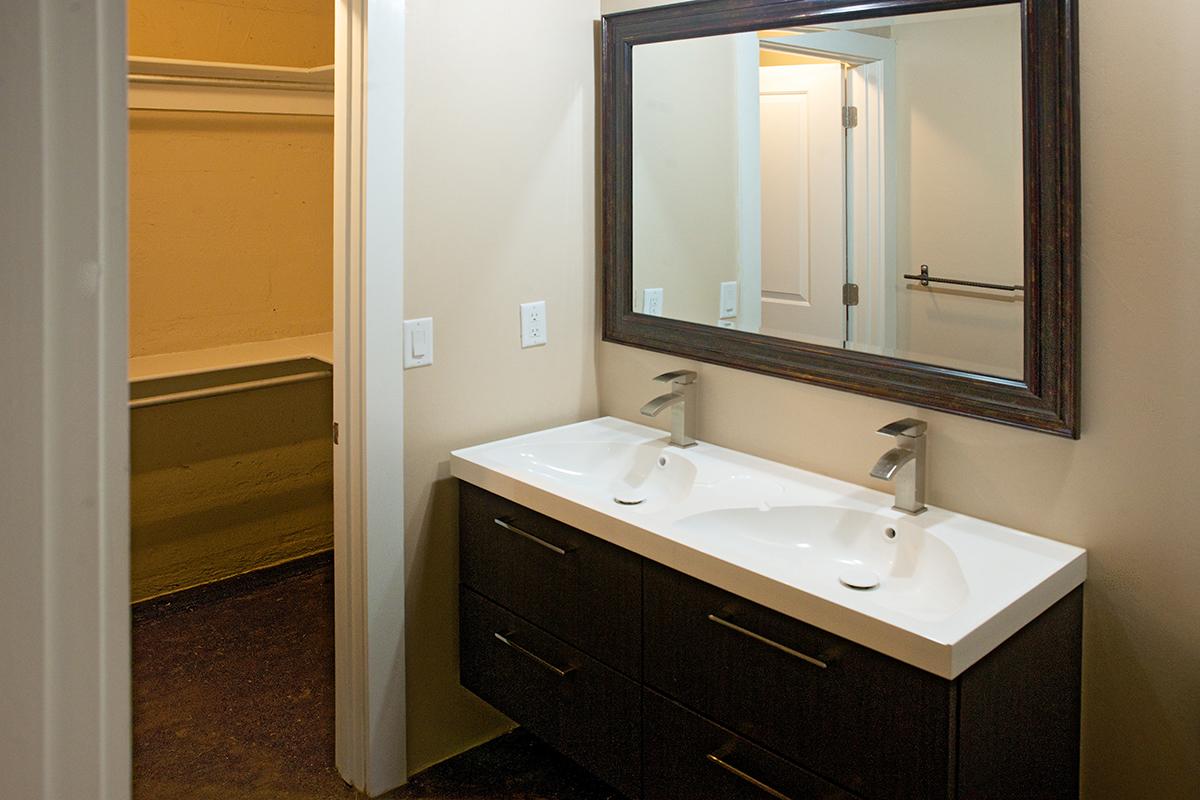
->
[451, 417, 1085, 799]
[602, 0, 1080, 437]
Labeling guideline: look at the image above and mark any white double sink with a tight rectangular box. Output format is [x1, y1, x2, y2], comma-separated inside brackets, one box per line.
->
[450, 417, 1085, 679]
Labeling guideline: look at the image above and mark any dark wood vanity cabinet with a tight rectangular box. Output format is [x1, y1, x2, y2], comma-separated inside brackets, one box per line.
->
[643, 561, 952, 798]
[459, 587, 643, 798]
[459, 485, 1083, 799]
[459, 483, 642, 678]
[459, 483, 644, 797]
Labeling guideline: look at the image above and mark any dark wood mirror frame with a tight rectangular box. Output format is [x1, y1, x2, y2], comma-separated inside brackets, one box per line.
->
[601, 0, 1080, 437]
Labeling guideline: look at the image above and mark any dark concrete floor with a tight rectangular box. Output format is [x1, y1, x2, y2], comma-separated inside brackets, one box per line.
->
[132, 554, 623, 800]
[390, 731, 623, 800]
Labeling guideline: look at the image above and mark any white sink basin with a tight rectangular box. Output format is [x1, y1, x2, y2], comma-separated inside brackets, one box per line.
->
[451, 417, 1086, 678]
[675, 506, 969, 621]
[492, 438, 785, 513]
[491, 440, 697, 511]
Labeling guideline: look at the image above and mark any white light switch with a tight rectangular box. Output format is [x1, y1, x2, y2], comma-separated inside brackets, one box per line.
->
[403, 317, 433, 368]
[520, 301, 547, 348]
[643, 288, 664, 316]
[719, 281, 738, 319]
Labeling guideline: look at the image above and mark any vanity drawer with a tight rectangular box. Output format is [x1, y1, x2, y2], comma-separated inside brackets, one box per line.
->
[644, 689, 857, 800]
[459, 586, 641, 798]
[459, 482, 642, 677]
[643, 561, 952, 799]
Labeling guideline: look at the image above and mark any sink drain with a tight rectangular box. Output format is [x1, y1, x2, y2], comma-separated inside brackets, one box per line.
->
[839, 568, 880, 590]
[613, 496, 646, 506]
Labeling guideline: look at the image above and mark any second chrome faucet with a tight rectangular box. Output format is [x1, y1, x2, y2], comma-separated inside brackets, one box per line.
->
[870, 418, 928, 515]
[640, 370, 698, 448]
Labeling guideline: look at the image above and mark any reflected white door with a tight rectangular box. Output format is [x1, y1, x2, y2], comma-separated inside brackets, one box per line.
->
[758, 64, 846, 345]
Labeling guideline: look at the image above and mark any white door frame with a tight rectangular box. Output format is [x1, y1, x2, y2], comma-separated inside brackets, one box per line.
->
[334, 0, 409, 795]
[1, 1, 130, 798]
[333, 0, 369, 786]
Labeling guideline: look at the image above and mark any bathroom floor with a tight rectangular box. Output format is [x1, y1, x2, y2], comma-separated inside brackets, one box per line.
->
[132, 554, 623, 800]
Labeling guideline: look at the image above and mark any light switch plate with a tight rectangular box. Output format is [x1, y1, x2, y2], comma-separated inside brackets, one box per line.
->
[520, 301, 547, 348]
[403, 317, 433, 368]
[643, 288, 664, 316]
[719, 281, 738, 319]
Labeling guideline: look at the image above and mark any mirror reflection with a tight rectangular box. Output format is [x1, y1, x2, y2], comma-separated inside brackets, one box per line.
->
[631, 5, 1024, 379]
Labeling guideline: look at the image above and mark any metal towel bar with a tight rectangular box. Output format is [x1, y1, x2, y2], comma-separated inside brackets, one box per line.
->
[129, 368, 331, 409]
[904, 264, 1024, 292]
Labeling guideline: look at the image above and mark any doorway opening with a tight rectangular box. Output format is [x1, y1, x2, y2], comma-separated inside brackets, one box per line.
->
[125, 2, 345, 797]
[755, 29, 896, 351]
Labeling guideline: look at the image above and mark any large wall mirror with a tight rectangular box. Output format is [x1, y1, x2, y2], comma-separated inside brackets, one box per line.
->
[602, 0, 1080, 437]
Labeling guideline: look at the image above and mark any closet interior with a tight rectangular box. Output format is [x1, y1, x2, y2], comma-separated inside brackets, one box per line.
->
[127, 1, 336, 603]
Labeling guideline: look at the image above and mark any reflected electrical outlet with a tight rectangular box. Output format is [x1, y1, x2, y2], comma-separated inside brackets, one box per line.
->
[643, 288, 664, 316]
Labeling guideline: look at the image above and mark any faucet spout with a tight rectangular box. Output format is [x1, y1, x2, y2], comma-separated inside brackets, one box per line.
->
[640, 393, 684, 417]
[870, 447, 916, 481]
[642, 370, 698, 448]
[870, 418, 928, 515]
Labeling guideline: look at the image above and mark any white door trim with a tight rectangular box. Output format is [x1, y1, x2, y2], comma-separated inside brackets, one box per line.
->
[846, 57, 898, 353]
[1, 0, 131, 798]
[334, 0, 409, 794]
[333, 0, 370, 788]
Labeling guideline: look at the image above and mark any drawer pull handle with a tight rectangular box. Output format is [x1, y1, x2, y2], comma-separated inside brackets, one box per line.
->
[707, 614, 828, 669]
[706, 753, 796, 800]
[493, 631, 576, 678]
[493, 518, 571, 556]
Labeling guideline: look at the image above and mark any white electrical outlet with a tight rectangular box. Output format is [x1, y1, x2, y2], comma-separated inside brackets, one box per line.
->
[520, 301, 547, 348]
[643, 288, 664, 316]
[719, 281, 738, 319]
[403, 317, 433, 368]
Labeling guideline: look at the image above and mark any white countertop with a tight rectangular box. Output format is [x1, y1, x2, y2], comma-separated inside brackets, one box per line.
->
[451, 416, 1086, 679]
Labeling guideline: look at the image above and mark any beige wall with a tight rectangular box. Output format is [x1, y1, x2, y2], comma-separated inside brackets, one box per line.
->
[892, 9, 1024, 377]
[600, 0, 1200, 797]
[632, 35, 744, 325]
[403, 0, 600, 774]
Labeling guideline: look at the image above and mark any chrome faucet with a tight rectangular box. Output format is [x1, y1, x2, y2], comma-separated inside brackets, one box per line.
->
[870, 418, 928, 515]
[640, 370, 698, 448]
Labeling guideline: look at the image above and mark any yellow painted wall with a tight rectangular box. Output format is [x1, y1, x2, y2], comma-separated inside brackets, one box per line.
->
[128, 0, 334, 601]
[130, 380, 333, 601]
[129, 111, 333, 356]
[758, 49, 835, 67]
[128, 0, 333, 68]
[600, 1, 1200, 796]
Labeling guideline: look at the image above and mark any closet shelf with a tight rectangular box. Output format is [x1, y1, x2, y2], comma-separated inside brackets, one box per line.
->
[129, 333, 333, 410]
[128, 56, 334, 116]
[129, 332, 332, 384]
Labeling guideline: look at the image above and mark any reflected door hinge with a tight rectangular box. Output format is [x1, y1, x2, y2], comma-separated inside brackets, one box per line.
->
[842, 106, 859, 128]
[333, 421, 340, 445]
[843, 283, 860, 306]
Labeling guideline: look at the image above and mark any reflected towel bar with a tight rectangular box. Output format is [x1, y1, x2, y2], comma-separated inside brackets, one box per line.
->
[129, 369, 331, 409]
[904, 265, 1024, 292]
